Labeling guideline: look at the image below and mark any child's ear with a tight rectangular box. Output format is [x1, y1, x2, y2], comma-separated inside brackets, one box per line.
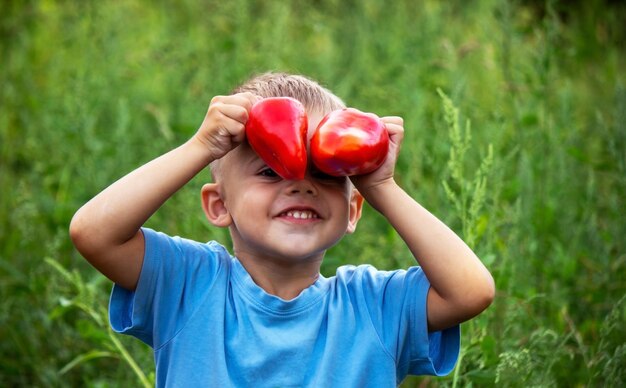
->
[201, 183, 232, 227]
[346, 189, 364, 234]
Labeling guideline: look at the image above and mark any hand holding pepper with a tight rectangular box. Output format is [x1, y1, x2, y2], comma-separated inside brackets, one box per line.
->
[348, 115, 404, 195]
[194, 92, 261, 162]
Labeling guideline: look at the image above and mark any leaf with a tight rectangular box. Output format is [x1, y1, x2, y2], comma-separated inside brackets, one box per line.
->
[58, 350, 117, 376]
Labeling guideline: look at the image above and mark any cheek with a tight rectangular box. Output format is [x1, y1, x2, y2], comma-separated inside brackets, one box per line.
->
[325, 190, 353, 216]
[235, 187, 272, 213]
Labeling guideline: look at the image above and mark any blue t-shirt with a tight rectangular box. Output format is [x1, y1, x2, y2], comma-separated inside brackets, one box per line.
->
[110, 228, 460, 387]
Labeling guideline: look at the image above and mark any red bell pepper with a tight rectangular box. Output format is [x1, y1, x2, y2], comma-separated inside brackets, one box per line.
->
[245, 97, 308, 180]
[310, 108, 389, 176]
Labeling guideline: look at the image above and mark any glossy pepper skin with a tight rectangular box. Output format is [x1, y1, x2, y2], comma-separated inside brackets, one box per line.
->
[310, 108, 389, 176]
[245, 97, 308, 180]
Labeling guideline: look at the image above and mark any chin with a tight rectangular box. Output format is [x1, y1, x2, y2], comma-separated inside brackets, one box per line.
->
[266, 244, 328, 263]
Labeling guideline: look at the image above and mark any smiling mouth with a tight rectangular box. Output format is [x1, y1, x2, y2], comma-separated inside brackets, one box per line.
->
[278, 210, 320, 220]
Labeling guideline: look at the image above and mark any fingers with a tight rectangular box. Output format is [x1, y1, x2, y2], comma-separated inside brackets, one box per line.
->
[211, 92, 260, 109]
[381, 115, 404, 126]
[204, 93, 261, 144]
[381, 116, 405, 146]
[381, 116, 404, 133]
[208, 92, 260, 124]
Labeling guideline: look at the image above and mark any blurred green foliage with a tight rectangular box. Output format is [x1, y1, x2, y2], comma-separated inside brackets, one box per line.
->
[1, 0, 625, 386]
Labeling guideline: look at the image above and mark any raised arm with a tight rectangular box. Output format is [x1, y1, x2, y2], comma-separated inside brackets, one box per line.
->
[351, 117, 495, 332]
[69, 93, 258, 290]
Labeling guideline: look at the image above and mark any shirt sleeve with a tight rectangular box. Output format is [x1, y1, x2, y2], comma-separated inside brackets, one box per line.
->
[108, 227, 227, 348]
[358, 265, 461, 377]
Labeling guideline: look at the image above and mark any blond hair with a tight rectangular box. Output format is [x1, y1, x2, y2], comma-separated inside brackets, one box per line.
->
[233, 72, 345, 113]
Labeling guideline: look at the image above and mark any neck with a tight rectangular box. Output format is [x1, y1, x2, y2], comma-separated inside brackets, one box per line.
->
[234, 250, 323, 300]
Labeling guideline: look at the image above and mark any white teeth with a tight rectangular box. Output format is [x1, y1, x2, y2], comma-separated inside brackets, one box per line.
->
[284, 210, 317, 219]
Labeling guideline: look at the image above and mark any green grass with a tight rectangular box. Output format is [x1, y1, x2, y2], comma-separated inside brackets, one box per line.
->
[1, 0, 625, 386]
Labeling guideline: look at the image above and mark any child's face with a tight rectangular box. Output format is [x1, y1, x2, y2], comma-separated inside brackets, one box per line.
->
[203, 111, 363, 265]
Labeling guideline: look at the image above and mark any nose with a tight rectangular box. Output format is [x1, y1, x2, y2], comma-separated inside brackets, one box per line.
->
[285, 175, 318, 196]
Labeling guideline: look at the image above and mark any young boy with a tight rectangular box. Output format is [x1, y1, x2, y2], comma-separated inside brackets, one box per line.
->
[70, 72, 494, 387]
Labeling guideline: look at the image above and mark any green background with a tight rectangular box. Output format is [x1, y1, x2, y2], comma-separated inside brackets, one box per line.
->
[1, 0, 625, 386]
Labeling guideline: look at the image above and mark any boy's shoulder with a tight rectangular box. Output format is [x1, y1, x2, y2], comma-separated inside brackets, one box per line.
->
[334, 263, 423, 282]
[140, 227, 233, 279]
[142, 227, 229, 253]
[331, 263, 429, 300]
